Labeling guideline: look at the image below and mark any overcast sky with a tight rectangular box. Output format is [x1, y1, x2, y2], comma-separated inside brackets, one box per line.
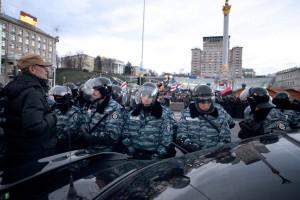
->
[3, 0, 300, 75]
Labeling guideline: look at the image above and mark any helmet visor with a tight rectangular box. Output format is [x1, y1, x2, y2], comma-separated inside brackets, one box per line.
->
[135, 86, 158, 105]
[82, 78, 96, 95]
[51, 86, 72, 97]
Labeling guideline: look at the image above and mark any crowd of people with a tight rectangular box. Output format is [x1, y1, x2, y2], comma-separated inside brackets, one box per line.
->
[0, 54, 300, 170]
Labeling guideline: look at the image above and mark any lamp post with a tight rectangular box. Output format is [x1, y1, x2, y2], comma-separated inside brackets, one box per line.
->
[139, 0, 146, 85]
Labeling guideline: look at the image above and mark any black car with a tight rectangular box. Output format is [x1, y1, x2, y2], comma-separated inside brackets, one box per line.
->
[1, 131, 300, 200]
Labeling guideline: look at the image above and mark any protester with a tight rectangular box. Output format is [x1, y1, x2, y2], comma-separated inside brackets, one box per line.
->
[2, 54, 57, 167]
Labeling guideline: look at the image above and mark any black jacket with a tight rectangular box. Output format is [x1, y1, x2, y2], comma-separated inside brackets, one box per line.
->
[3, 73, 57, 165]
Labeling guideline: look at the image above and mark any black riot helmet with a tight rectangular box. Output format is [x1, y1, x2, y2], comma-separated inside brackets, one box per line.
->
[111, 85, 123, 105]
[51, 85, 72, 106]
[193, 84, 215, 113]
[247, 87, 274, 110]
[63, 82, 76, 90]
[272, 91, 290, 108]
[83, 77, 112, 100]
[135, 82, 158, 106]
[193, 84, 214, 103]
[64, 82, 78, 98]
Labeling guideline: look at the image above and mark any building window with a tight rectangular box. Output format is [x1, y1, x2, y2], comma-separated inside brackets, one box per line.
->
[2, 32, 6, 38]
[49, 47, 52, 52]
[25, 39, 29, 45]
[1, 49, 5, 55]
[11, 26, 16, 33]
[42, 44, 46, 50]
[10, 43, 15, 49]
[32, 34, 36, 40]
[32, 41, 35, 47]
[18, 37, 23, 43]
[37, 42, 41, 48]
[11, 34, 16, 41]
[2, 40, 5, 47]
[2, 23, 6, 30]
[24, 31, 29, 38]
[37, 36, 41, 41]
[18, 29, 23, 36]
[17, 45, 22, 51]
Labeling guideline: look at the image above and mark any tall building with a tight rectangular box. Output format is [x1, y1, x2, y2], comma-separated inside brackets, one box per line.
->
[0, 12, 58, 84]
[230, 46, 243, 78]
[191, 36, 242, 78]
[191, 48, 201, 76]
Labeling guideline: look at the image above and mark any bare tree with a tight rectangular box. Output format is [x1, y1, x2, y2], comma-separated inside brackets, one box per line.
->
[124, 62, 133, 75]
[94, 56, 102, 72]
[76, 51, 88, 70]
[61, 56, 73, 69]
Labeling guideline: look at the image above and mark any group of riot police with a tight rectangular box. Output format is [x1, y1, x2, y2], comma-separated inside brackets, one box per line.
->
[46, 78, 300, 161]
[46, 80, 236, 160]
[238, 87, 300, 139]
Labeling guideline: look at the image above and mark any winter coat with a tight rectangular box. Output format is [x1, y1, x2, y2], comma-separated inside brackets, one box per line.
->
[3, 73, 57, 165]
[122, 102, 174, 158]
[176, 103, 234, 152]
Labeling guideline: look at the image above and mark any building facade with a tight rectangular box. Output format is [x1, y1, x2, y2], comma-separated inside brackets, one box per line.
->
[61, 54, 95, 72]
[242, 68, 256, 78]
[101, 57, 124, 75]
[274, 67, 300, 89]
[191, 36, 242, 78]
[0, 13, 58, 84]
[230, 46, 243, 78]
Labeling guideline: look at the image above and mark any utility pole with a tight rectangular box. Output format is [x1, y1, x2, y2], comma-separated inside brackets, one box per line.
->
[139, 0, 146, 85]
[53, 27, 60, 86]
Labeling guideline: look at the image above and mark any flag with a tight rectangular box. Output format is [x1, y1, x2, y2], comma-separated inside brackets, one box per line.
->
[170, 83, 182, 92]
[19, 11, 37, 26]
[121, 81, 128, 89]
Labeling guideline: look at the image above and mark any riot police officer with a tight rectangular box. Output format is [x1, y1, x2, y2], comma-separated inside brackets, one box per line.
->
[238, 87, 290, 139]
[52, 85, 86, 152]
[80, 77, 125, 151]
[272, 91, 300, 129]
[111, 84, 125, 106]
[122, 82, 175, 159]
[176, 84, 235, 152]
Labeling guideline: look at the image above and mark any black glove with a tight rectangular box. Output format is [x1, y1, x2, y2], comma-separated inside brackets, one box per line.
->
[82, 131, 114, 146]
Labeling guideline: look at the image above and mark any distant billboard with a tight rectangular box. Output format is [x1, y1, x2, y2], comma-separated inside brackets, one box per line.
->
[19, 11, 37, 27]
